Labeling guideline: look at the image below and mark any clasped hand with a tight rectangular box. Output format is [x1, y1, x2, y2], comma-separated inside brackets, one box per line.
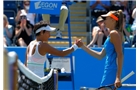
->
[20, 21, 27, 30]
[74, 39, 84, 47]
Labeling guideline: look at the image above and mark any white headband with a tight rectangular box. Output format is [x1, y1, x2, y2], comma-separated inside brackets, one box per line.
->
[35, 25, 56, 34]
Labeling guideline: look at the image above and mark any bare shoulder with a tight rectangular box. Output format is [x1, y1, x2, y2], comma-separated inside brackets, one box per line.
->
[29, 40, 36, 45]
[39, 42, 54, 54]
[39, 42, 50, 47]
[110, 30, 122, 43]
[110, 30, 120, 37]
[110, 30, 119, 34]
[39, 42, 51, 50]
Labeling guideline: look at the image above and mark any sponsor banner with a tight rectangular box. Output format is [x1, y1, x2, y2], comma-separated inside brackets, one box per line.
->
[29, 0, 62, 15]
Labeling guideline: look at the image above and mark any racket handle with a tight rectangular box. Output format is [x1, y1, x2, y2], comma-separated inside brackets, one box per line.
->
[80, 87, 88, 90]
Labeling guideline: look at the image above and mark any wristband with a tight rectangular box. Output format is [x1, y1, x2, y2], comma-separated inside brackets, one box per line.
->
[72, 44, 78, 51]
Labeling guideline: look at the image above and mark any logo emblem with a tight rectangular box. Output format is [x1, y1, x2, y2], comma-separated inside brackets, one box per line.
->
[34, 1, 58, 10]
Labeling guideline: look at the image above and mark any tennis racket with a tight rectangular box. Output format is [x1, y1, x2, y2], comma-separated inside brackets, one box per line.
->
[97, 71, 135, 90]
[81, 71, 135, 90]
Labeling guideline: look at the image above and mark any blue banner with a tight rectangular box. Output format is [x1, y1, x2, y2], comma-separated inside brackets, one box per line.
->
[29, 0, 62, 15]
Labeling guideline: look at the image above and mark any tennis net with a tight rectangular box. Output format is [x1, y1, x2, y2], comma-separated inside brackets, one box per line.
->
[17, 60, 57, 90]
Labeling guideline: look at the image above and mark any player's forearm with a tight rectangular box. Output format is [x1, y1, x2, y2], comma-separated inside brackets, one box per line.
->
[116, 54, 124, 79]
[81, 45, 102, 60]
[61, 48, 74, 57]
[59, 44, 78, 57]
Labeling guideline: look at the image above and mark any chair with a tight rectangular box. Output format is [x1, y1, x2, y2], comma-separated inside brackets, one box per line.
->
[4, 1, 18, 13]
[4, 10, 16, 27]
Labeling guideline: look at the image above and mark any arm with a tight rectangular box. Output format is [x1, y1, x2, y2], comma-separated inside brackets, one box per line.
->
[24, 25, 32, 36]
[100, 22, 109, 37]
[5, 26, 13, 38]
[110, 31, 124, 80]
[15, 27, 22, 37]
[90, 1, 99, 9]
[123, 28, 130, 37]
[99, 2, 110, 10]
[81, 45, 106, 60]
[103, 28, 109, 37]
[42, 43, 78, 57]
[15, 11, 21, 22]
[123, 20, 130, 37]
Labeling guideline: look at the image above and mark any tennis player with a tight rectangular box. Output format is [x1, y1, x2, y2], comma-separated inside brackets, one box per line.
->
[77, 10, 124, 89]
[24, 21, 79, 78]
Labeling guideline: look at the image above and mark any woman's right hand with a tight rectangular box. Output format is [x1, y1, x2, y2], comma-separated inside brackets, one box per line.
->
[114, 78, 122, 89]
[100, 23, 105, 31]
[20, 22, 23, 27]
[75, 39, 84, 47]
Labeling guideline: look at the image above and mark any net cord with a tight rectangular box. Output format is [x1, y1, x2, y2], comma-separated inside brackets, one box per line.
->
[18, 60, 54, 84]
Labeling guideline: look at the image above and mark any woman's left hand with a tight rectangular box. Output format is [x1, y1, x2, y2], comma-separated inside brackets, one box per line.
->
[5, 23, 9, 29]
[114, 78, 122, 89]
[23, 20, 27, 27]
[100, 23, 106, 31]
[75, 39, 83, 47]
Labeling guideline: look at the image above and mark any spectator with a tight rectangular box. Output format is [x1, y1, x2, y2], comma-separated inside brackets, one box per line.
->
[123, 14, 131, 47]
[90, 0, 111, 18]
[131, 8, 136, 47]
[15, 0, 35, 25]
[110, 0, 130, 24]
[90, 0, 111, 26]
[3, 14, 14, 46]
[110, 0, 127, 10]
[42, 1, 69, 39]
[128, 0, 136, 25]
[14, 13, 33, 47]
[87, 16, 109, 48]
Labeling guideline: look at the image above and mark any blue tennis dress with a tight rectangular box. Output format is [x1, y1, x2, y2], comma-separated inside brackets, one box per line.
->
[100, 36, 124, 86]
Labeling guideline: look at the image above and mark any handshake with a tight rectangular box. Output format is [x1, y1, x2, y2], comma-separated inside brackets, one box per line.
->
[71, 39, 84, 51]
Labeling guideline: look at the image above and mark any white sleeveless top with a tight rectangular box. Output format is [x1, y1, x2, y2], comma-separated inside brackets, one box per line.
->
[27, 41, 47, 77]
[21, 9, 35, 25]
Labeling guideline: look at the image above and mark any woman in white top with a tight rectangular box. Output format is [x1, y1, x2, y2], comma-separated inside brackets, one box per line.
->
[15, 0, 35, 25]
[25, 21, 80, 77]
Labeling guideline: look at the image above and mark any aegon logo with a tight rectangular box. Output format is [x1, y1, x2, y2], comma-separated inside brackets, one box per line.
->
[35, 1, 58, 10]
